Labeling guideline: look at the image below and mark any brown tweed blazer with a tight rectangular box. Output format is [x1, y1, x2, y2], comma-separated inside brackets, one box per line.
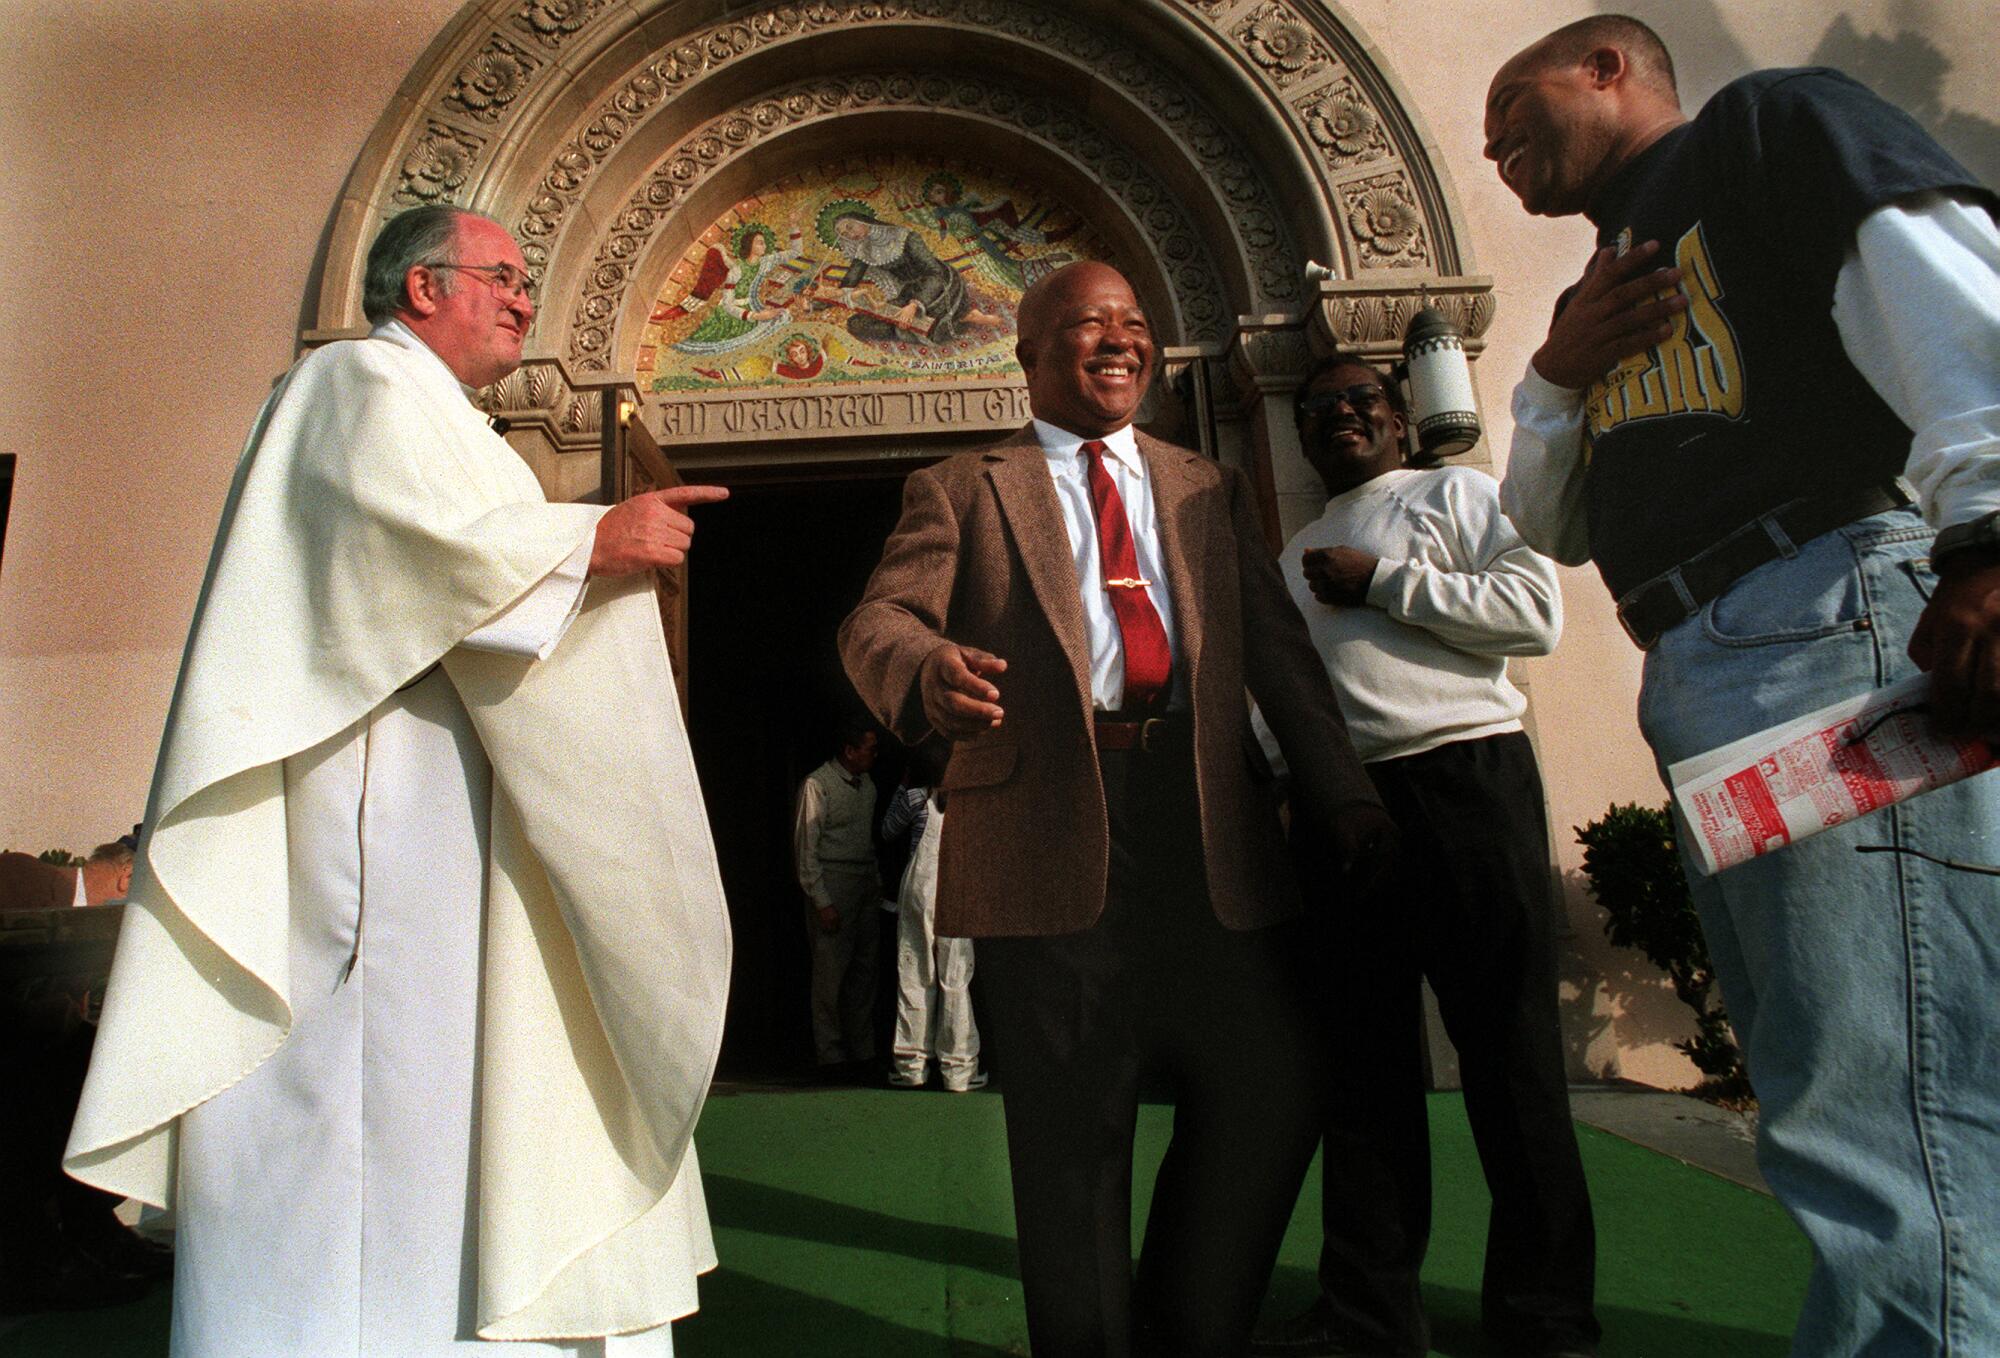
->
[839, 425, 1380, 938]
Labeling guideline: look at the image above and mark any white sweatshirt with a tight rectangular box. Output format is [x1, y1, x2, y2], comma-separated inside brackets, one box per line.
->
[1257, 465, 1562, 766]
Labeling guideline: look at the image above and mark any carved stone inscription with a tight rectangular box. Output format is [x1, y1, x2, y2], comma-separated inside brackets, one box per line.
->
[652, 381, 1032, 444]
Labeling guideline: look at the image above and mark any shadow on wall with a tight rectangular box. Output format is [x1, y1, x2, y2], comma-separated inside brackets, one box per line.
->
[1554, 869, 1700, 1084]
[1553, 881, 1613, 1080]
[1809, 13, 2000, 187]
[1605, 0, 1999, 188]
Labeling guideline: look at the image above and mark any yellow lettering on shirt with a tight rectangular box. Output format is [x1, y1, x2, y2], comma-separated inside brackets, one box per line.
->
[1586, 221, 1746, 439]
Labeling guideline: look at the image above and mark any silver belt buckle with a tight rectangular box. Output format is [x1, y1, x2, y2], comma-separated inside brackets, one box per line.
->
[1139, 717, 1166, 753]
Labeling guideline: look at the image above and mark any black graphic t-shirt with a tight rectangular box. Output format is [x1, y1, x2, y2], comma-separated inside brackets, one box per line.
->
[1570, 67, 1996, 600]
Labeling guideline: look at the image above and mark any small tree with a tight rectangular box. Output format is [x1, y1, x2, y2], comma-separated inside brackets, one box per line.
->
[1575, 803, 1750, 1102]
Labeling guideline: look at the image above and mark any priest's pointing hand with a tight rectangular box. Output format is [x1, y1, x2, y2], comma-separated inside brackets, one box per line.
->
[590, 484, 731, 577]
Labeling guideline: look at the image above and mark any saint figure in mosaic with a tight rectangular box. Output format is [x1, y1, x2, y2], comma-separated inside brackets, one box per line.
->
[637, 160, 1118, 393]
[658, 223, 806, 355]
[811, 201, 1003, 345]
[775, 333, 826, 380]
[918, 172, 1080, 292]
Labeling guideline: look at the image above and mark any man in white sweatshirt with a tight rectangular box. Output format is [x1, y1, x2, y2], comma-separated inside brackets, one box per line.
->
[1253, 356, 1596, 1358]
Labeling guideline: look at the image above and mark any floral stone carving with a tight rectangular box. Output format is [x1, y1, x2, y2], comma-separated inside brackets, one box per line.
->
[395, 123, 484, 205]
[516, 0, 606, 47]
[1296, 77, 1389, 168]
[1235, 5, 1329, 87]
[1341, 173, 1429, 269]
[449, 40, 541, 123]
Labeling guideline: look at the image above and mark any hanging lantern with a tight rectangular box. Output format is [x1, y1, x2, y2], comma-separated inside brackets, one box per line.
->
[1402, 305, 1480, 459]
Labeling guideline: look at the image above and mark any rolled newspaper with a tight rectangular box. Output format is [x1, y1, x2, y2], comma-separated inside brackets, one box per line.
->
[1668, 674, 1997, 875]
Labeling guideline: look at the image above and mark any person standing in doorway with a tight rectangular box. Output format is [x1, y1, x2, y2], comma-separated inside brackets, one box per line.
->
[880, 746, 983, 1092]
[794, 719, 883, 1075]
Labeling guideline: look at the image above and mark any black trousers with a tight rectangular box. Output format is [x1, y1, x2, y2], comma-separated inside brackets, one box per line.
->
[979, 740, 1325, 1358]
[1315, 731, 1598, 1354]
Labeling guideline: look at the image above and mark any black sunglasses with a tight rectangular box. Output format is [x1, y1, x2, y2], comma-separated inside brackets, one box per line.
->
[1298, 384, 1388, 419]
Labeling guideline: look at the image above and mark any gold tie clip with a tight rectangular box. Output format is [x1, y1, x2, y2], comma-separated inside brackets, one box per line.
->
[1106, 577, 1152, 590]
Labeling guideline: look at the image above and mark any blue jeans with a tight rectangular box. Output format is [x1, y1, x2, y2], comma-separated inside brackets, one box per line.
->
[1637, 508, 2000, 1358]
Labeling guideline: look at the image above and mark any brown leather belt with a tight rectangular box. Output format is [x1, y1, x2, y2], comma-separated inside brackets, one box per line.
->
[1614, 481, 1912, 650]
[1094, 713, 1190, 754]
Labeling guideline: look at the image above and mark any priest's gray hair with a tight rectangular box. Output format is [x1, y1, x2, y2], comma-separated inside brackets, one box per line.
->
[362, 206, 501, 324]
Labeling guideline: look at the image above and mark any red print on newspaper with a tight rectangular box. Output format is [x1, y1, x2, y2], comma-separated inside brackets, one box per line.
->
[1670, 676, 1996, 875]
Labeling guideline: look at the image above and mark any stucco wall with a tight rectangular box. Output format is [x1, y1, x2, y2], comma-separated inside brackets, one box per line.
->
[2, 0, 1992, 1088]
[0, 0, 466, 848]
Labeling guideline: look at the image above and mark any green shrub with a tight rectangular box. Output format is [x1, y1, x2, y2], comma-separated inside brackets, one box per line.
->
[1575, 803, 1750, 1101]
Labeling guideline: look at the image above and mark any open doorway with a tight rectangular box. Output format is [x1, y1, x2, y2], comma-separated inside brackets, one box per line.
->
[685, 470, 924, 1077]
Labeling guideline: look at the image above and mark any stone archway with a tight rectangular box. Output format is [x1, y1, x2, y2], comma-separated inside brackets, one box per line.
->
[304, 0, 1502, 1075]
[309, 0, 1491, 517]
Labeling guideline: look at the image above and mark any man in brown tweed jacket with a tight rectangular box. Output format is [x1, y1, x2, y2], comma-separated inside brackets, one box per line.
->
[840, 261, 1393, 1357]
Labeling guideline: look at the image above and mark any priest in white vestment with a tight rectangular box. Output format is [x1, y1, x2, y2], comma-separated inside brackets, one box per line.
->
[63, 206, 734, 1357]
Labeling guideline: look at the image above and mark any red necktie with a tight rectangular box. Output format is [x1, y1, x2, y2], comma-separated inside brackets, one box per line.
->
[1081, 440, 1172, 709]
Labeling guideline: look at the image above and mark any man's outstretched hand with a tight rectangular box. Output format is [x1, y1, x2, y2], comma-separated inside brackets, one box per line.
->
[591, 484, 731, 577]
[920, 644, 1008, 738]
[1909, 551, 2000, 741]
[1533, 240, 1688, 391]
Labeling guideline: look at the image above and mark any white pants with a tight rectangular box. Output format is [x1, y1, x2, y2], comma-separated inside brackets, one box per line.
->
[172, 671, 673, 1357]
[890, 806, 979, 1089]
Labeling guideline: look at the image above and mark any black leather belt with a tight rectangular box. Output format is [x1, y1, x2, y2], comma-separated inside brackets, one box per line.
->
[1094, 713, 1190, 754]
[1615, 482, 1911, 650]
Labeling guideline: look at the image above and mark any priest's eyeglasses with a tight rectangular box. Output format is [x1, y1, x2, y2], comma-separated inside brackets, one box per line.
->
[1298, 384, 1388, 419]
[422, 261, 538, 306]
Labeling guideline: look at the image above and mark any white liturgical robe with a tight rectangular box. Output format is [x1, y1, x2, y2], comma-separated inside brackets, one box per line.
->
[65, 325, 732, 1354]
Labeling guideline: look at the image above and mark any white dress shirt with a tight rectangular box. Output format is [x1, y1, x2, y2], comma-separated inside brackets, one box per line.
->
[1032, 418, 1185, 711]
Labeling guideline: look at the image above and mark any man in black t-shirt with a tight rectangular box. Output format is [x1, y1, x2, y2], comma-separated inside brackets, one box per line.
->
[1485, 16, 2000, 1358]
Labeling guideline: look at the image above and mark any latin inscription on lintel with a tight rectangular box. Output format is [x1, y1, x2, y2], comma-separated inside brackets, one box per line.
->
[650, 381, 1033, 446]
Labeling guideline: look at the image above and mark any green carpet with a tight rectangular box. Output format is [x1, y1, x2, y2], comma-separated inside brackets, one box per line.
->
[0, 1090, 1807, 1356]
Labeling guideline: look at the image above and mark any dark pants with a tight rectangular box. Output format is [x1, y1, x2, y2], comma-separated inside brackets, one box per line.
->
[980, 738, 1325, 1358]
[1316, 732, 1598, 1354]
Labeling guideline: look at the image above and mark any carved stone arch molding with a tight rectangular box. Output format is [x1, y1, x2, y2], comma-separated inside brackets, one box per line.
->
[314, 0, 1491, 481]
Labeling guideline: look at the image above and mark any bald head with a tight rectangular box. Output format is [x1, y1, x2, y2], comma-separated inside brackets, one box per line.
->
[1499, 15, 1677, 101]
[1016, 262, 1128, 351]
[1014, 262, 1154, 438]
